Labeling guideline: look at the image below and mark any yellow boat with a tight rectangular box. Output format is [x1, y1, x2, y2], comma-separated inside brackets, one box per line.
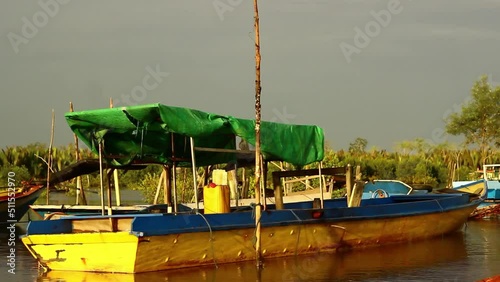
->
[22, 191, 480, 273]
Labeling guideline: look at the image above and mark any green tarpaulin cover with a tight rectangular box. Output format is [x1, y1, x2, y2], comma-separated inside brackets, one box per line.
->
[65, 103, 324, 167]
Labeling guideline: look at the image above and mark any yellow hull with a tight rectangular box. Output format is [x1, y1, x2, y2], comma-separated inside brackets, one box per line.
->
[22, 232, 138, 273]
[22, 204, 476, 273]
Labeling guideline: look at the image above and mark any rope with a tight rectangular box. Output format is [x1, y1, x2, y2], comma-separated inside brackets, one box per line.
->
[250, 203, 262, 247]
[289, 209, 303, 257]
[196, 212, 218, 268]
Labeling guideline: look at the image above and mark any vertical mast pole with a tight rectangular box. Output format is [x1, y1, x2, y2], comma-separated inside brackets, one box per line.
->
[253, 0, 263, 267]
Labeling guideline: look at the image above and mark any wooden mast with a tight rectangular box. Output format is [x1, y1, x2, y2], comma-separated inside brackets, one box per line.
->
[253, 0, 263, 267]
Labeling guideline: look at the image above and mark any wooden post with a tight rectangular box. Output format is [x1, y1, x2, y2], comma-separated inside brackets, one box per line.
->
[70, 102, 87, 205]
[319, 161, 324, 209]
[171, 133, 178, 213]
[241, 168, 248, 199]
[163, 165, 171, 206]
[203, 167, 209, 186]
[109, 98, 121, 206]
[190, 137, 199, 210]
[153, 170, 165, 204]
[46, 109, 55, 205]
[181, 168, 187, 203]
[113, 170, 121, 206]
[228, 167, 238, 201]
[106, 169, 113, 215]
[99, 142, 105, 216]
[273, 173, 284, 210]
[355, 165, 361, 181]
[253, 0, 263, 267]
[345, 164, 352, 205]
[262, 159, 267, 210]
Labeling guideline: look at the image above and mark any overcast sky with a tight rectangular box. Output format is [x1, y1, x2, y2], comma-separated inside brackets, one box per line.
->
[1, 0, 499, 151]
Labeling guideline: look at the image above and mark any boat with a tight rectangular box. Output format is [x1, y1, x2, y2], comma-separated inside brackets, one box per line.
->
[28, 159, 186, 219]
[36, 231, 467, 281]
[454, 164, 500, 219]
[19, 103, 482, 273]
[20, 1, 481, 273]
[21, 192, 480, 273]
[362, 179, 429, 199]
[0, 182, 44, 223]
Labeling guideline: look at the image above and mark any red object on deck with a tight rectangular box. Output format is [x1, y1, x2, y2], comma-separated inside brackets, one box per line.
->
[477, 275, 500, 282]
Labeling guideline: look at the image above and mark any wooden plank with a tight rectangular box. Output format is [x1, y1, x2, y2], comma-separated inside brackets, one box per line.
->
[272, 167, 345, 178]
[194, 147, 254, 154]
[273, 173, 284, 210]
[284, 175, 320, 184]
[348, 181, 364, 208]
[346, 164, 352, 205]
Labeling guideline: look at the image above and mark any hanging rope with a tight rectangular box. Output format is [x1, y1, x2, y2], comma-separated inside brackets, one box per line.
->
[196, 212, 218, 268]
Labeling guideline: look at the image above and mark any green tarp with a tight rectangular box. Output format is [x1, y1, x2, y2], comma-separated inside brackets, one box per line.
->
[65, 103, 324, 167]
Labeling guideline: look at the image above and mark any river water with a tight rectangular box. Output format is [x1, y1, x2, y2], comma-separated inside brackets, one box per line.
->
[1, 191, 499, 281]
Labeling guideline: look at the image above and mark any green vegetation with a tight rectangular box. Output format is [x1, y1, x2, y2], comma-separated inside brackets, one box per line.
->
[0, 76, 498, 203]
[446, 75, 500, 165]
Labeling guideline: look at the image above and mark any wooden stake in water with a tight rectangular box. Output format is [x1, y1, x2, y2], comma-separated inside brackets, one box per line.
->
[253, 0, 263, 268]
[46, 109, 55, 205]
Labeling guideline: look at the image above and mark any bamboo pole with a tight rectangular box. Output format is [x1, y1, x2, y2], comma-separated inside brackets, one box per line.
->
[153, 170, 166, 204]
[164, 165, 171, 206]
[253, 0, 263, 268]
[345, 164, 352, 203]
[46, 109, 55, 205]
[190, 137, 199, 210]
[109, 98, 121, 206]
[113, 170, 121, 206]
[99, 142, 105, 216]
[70, 102, 87, 205]
[106, 169, 113, 215]
[319, 161, 324, 209]
[241, 168, 248, 198]
[171, 133, 178, 213]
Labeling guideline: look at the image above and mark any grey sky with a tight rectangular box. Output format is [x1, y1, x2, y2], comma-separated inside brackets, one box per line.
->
[1, 0, 499, 151]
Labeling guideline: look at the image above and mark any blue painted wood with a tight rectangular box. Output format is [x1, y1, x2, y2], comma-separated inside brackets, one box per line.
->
[25, 219, 73, 235]
[24, 193, 478, 237]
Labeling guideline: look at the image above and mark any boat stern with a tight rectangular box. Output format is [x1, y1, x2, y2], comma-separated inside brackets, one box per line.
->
[21, 218, 140, 273]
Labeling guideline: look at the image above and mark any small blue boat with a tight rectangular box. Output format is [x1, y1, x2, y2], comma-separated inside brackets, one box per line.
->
[453, 164, 500, 219]
[362, 180, 429, 199]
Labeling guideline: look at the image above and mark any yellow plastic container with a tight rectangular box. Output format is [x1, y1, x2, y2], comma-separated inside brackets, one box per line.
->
[203, 184, 230, 214]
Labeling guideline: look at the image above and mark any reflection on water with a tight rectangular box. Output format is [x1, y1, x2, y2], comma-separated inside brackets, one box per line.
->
[1, 220, 499, 281]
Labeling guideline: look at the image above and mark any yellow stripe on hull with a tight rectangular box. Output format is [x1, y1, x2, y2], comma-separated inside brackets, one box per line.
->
[22, 205, 476, 273]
